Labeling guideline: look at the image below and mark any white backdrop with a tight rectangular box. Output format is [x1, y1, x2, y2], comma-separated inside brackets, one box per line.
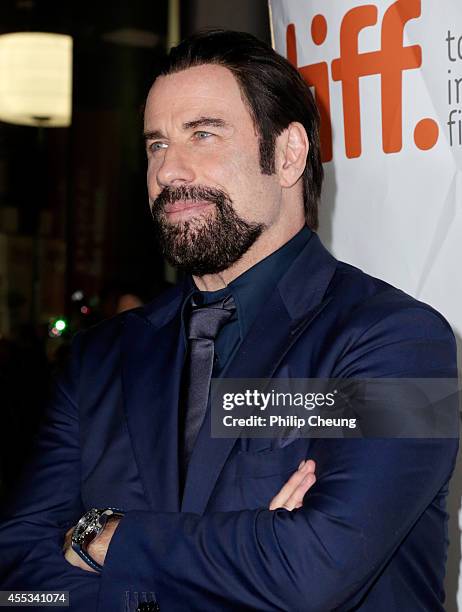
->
[269, 1, 462, 609]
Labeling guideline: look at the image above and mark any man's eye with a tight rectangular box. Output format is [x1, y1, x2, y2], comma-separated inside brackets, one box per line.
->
[150, 142, 168, 152]
[195, 131, 213, 140]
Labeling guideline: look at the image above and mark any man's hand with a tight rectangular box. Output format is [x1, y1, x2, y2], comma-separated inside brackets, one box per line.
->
[63, 517, 121, 573]
[269, 459, 316, 511]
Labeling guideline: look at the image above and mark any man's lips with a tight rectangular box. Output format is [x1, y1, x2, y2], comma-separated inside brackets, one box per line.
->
[164, 199, 213, 214]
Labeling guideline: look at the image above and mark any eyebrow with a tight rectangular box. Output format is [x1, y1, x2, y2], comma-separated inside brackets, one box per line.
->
[143, 116, 231, 141]
[183, 116, 230, 130]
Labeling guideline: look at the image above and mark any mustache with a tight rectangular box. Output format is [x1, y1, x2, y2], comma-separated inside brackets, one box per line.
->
[152, 185, 231, 211]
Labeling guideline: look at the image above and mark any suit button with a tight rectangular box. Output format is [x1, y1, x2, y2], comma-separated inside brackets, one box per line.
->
[136, 603, 159, 612]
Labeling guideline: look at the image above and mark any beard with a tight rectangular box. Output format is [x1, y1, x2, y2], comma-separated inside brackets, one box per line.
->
[150, 184, 265, 276]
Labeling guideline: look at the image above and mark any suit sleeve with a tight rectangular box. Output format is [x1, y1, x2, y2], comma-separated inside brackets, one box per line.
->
[0, 334, 100, 610]
[98, 305, 459, 611]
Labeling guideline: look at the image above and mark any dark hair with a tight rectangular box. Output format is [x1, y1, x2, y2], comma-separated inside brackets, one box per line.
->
[157, 29, 323, 229]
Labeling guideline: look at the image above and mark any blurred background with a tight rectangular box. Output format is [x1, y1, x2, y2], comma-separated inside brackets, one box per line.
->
[0, 0, 270, 500]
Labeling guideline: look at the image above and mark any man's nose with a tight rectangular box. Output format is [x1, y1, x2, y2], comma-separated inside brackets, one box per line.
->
[155, 144, 196, 188]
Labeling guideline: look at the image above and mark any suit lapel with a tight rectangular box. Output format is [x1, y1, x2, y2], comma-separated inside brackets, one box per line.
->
[121, 287, 186, 512]
[182, 233, 338, 514]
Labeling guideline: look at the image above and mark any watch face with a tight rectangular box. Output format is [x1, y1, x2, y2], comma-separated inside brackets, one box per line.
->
[72, 508, 104, 546]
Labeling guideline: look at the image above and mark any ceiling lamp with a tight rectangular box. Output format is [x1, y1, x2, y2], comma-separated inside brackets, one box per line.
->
[0, 32, 72, 127]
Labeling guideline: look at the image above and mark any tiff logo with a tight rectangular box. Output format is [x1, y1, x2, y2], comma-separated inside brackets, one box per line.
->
[287, 0, 439, 161]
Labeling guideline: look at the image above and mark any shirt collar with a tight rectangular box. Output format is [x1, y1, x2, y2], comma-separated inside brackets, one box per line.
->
[182, 225, 312, 341]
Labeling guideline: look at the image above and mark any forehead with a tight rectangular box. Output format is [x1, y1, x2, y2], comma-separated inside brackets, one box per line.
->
[144, 64, 254, 129]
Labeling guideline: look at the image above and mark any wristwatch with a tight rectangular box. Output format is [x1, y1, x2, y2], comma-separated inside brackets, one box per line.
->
[71, 507, 125, 572]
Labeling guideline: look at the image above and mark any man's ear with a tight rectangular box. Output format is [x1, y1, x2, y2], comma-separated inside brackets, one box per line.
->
[275, 122, 309, 189]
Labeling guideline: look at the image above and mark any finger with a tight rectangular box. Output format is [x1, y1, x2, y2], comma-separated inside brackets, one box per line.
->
[269, 459, 316, 510]
[269, 467, 307, 510]
[282, 472, 316, 511]
[269, 459, 315, 510]
[64, 546, 98, 573]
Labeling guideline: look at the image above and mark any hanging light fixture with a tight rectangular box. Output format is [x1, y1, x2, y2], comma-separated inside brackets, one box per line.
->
[0, 32, 72, 127]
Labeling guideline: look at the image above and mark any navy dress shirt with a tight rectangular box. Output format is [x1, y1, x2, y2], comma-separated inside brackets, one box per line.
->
[181, 225, 312, 376]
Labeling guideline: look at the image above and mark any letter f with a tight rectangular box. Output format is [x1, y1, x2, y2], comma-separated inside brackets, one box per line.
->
[380, 0, 422, 153]
[332, 5, 378, 158]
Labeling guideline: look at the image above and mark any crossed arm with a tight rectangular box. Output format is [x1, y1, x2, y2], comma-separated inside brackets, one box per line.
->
[0, 306, 458, 611]
[62, 460, 317, 571]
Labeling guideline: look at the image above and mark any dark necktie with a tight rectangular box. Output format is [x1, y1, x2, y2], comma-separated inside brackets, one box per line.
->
[181, 294, 236, 475]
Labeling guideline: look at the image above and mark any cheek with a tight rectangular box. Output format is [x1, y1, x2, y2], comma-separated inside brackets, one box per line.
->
[224, 156, 280, 222]
[214, 148, 263, 197]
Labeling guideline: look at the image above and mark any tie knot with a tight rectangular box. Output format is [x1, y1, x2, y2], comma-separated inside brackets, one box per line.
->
[187, 294, 236, 341]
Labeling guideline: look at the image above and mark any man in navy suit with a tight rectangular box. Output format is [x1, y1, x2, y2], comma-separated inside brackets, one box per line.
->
[0, 30, 458, 611]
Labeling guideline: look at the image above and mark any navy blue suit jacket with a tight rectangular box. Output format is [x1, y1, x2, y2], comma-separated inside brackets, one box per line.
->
[0, 232, 458, 611]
